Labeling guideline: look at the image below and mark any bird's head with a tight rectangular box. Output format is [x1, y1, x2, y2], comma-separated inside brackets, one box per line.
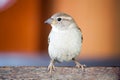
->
[45, 13, 77, 30]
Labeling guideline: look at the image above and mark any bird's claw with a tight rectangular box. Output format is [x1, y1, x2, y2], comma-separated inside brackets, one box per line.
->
[75, 63, 86, 70]
[74, 61, 86, 70]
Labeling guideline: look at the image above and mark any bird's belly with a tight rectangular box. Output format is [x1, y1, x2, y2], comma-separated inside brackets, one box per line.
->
[48, 31, 82, 62]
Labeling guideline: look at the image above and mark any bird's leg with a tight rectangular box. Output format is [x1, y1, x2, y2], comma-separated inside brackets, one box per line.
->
[72, 58, 86, 70]
[48, 59, 55, 73]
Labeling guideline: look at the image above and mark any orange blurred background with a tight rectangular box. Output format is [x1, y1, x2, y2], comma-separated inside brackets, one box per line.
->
[0, 0, 120, 60]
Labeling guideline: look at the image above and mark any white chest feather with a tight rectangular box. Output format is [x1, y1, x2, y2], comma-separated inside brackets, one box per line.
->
[48, 28, 82, 62]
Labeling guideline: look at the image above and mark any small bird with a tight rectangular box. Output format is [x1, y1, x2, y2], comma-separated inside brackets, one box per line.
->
[45, 13, 85, 73]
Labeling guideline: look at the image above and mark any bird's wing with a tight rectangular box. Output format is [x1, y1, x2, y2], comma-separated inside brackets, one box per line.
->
[77, 27, 82, 32]
[81, 33, 83, 43]
[77, 27, 83, 43]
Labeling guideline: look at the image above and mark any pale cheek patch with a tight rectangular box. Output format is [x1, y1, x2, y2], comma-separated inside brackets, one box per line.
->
[51, 20, 57, 25]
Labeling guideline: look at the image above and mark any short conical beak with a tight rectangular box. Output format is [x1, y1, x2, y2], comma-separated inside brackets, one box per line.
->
[44, 18, 53, 24]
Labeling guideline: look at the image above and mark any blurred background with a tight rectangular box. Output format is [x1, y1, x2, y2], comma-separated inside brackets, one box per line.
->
[0, 0, 120, 66]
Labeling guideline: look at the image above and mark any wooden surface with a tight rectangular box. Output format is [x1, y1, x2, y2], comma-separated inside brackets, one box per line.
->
[0, 66, 119, 80]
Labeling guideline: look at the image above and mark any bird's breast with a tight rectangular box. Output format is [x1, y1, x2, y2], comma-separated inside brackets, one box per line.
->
[50, 29, 81, 46]
[48, 29, 82, 62]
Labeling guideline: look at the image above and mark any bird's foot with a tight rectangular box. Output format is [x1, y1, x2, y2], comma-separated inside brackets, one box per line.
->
[75, 61, 86, 70]
[48, 60, 55, 73]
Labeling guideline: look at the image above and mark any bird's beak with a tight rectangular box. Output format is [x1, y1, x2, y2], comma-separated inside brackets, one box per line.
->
[44, 18, 55, 24]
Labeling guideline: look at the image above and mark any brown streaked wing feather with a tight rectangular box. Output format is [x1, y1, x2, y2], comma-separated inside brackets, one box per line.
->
[77, 27, 82, 32]
[77, 27, 83, 43]
[81, 34, 83, 43]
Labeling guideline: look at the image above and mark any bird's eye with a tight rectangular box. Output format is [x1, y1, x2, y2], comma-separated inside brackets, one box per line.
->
[57, 17, 62, 21]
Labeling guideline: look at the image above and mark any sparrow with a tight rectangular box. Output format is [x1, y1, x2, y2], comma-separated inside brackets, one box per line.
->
[45, 12, 85, 73]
